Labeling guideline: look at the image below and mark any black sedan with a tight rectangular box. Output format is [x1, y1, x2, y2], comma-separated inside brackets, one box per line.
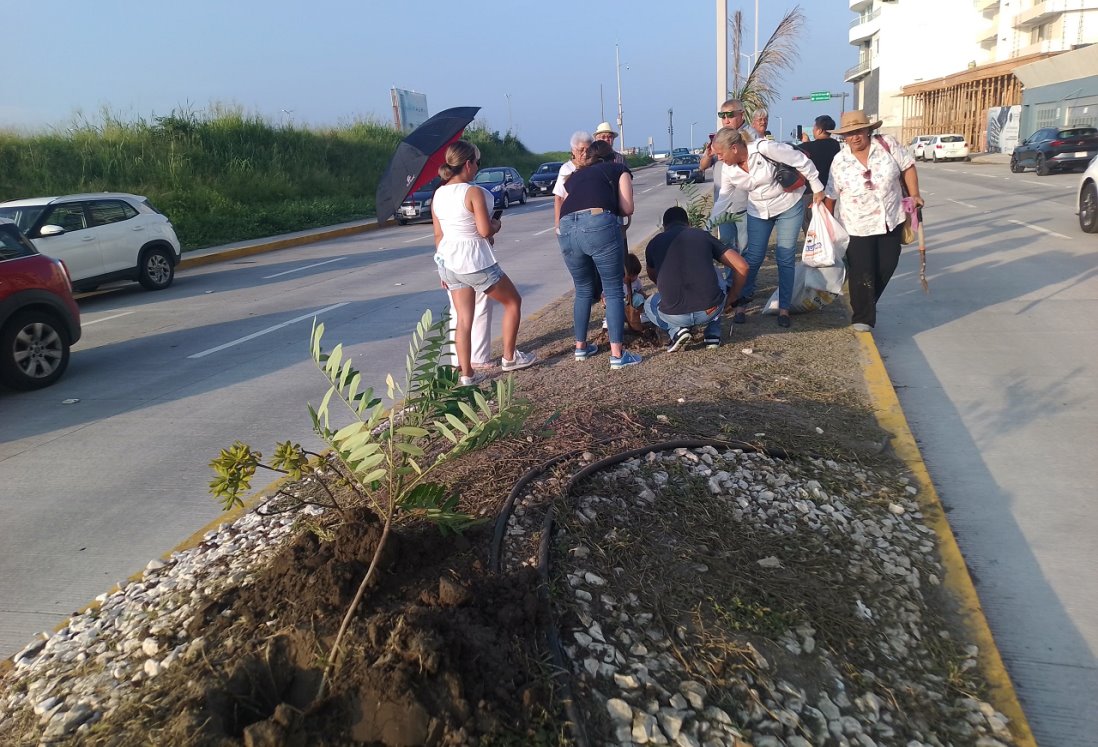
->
[1011, 126, 1098, 175]
[666, 155, 705, 185]
[527, 162, 564, 198]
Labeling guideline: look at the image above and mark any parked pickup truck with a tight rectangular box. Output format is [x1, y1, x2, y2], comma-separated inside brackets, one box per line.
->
[1010, 126, 1098, 175]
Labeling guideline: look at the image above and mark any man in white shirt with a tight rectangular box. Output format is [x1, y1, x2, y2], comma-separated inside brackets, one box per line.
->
[700, 100, 751, 257]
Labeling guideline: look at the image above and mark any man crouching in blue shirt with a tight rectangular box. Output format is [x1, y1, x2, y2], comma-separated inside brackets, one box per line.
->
[644, 206, 748, 351]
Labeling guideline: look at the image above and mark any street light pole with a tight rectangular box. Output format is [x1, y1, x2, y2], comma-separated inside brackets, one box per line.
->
[615, 44, 625, 153]
[690, 121, 697, 151]
[505, 94, 513, 134]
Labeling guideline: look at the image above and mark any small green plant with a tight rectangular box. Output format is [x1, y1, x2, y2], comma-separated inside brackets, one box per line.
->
[210, 308, 531, 698]
[709, 594, 801, 638]
[676, 182, 743, 235]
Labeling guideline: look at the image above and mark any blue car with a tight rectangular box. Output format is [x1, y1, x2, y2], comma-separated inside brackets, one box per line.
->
[473, 167, 527, 209]
[666, 155, 705, 185]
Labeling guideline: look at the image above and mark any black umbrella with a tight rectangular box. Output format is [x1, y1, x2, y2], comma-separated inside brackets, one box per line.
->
[374, 106, 481, 224]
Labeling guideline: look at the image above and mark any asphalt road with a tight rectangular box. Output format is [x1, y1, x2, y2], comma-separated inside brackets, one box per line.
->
[0, 164, 682, 656]
[874, 157, 1097, 745]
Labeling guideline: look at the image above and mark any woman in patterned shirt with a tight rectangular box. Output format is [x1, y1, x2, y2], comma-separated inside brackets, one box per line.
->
[823, 111, 924, 331]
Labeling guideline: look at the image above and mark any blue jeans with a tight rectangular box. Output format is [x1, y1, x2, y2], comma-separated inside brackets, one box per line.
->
[645, 291, 724, 340]
[558, 210, 626, 345]
[717, 212, 744, 289]
[741, 198, 806, 311]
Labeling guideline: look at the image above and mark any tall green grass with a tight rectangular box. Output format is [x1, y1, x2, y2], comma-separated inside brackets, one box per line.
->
[0, 108, 650, 251]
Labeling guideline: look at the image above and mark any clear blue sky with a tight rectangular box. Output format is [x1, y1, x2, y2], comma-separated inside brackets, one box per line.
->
[5, 1, 854, 153]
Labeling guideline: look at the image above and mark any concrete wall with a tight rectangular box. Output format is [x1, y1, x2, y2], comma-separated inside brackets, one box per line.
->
[1019, 74, 1098, 135]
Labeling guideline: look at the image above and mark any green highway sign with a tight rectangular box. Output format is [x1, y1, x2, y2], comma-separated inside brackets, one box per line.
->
[810, 91, 831, 102]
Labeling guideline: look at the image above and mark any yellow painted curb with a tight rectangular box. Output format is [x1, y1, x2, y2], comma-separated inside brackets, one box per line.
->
[178, 221, 386, 270]
[855, 331, 1037, 747]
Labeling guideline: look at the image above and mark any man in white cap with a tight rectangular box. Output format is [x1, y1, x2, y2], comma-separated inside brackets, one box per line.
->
[593, 122, 626, 165]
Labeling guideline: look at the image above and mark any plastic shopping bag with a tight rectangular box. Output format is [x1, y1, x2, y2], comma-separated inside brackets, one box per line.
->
[804, 264, 846, 295]
[762, 263, 837, 315]
[802, 207, 850, 268]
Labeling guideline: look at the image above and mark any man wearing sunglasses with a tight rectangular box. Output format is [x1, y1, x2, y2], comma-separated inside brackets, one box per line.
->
[701, 100, 752, 301]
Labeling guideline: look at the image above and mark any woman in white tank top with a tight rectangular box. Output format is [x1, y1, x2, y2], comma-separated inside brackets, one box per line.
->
[432, 140, 538, 385]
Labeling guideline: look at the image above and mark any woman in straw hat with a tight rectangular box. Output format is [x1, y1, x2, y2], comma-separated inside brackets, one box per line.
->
[822, 110, 924, 331]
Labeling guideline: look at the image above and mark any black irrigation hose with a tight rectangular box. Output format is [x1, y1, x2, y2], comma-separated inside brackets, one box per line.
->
[526, 438, 786, 747]
[489, 444, 607, 575]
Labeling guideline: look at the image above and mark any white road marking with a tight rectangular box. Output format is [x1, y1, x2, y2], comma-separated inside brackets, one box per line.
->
[947, 198, 978, 209]
[532, 225, 558, 236]
[187, 303, 349, 359]
[642, 186, 657, 194]
[1006, 219, 1069, 239]
[262, 257, 346, 279]
[82, 311, 135, 326]
[972, 173, 1000, 179]
[403, 233, 434, 243]
[1023, 179, 1074, 189]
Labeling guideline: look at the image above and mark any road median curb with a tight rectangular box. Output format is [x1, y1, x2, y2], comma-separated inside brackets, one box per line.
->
[855, 330, 1037, 747]
[177, 220, 387, 270]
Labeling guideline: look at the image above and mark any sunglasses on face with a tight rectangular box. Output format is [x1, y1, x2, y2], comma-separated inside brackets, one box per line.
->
[718, 110, 744, 118]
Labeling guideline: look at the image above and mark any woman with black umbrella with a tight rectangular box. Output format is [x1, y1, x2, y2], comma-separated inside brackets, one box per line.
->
[432, 140, 538, 386]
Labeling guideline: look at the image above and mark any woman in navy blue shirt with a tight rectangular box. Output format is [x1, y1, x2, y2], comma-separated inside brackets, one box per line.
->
[557, 140, 642, 369]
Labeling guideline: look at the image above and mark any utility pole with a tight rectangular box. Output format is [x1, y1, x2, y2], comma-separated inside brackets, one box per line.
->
[754, 0, 759, 65]
[668, 108, 675, 152]
[505, 94, 512, 134]
[716, 0, 728, 116]
[615, 44, 625, 154]
[600, 84, 605, 122]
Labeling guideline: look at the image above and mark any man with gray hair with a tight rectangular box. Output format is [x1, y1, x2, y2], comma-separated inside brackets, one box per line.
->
[701, 99, 751, 261]
[554, 130, 593, 232]
[751, 108, 769, 140]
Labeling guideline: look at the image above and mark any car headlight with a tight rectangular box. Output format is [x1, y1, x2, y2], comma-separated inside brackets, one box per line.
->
[421, 198, 431, 207]
[491, 185, 502, 192]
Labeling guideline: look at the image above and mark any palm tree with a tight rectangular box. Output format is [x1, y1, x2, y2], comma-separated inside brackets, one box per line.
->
[730, 5, 806, 115]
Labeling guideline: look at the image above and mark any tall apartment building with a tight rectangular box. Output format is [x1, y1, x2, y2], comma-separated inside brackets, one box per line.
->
[847, 0, 1098, 139]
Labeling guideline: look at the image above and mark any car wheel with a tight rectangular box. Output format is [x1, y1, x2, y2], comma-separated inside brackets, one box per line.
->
[138, 246, 175, 290]
[0, 311, 71, 390]
[1036, 153, 1051, 176]
[1009, 156, 1023, 173]
[1081, 182, 1098, 234]
[398, 218, 408, 225]
[501, 193, 510, 210]
[519, 189, 527, 205]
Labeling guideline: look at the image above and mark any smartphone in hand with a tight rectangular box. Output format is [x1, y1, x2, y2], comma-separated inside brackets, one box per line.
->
[492, 209, 503, 220]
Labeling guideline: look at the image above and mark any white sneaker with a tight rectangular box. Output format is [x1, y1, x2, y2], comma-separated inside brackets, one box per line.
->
[501, 350, 538, 371]
[459, 372, 487, 387]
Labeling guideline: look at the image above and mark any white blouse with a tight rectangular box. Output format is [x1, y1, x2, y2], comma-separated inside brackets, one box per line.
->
[433, 182, 498, 274]
[824, 133, 914, 237]
[717, 140, 824, 220]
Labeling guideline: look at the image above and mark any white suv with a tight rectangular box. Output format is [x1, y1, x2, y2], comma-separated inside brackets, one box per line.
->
[0, 193, 181, 291]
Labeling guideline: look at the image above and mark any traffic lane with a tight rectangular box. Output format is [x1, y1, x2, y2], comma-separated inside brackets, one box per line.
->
[0, 177, 652, 654]
[913, 166, 1081, 247]
[875, 186, 1098, 743]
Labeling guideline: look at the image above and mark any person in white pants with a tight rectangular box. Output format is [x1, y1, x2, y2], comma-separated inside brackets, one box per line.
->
[448, 291, 494, 369]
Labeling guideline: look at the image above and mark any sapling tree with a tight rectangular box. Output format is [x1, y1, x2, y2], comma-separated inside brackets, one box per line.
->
[208, 308, 531, 697]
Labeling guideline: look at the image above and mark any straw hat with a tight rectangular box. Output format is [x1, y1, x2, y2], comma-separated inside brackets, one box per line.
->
[828, 110, 883, 134]
[593, 121, 619, 138]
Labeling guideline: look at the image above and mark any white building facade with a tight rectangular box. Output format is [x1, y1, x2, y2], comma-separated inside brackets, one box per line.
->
[848, 0, 1098, 137]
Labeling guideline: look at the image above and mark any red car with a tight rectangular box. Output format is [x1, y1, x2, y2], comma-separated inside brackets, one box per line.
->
[0, 219, 81, 389]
